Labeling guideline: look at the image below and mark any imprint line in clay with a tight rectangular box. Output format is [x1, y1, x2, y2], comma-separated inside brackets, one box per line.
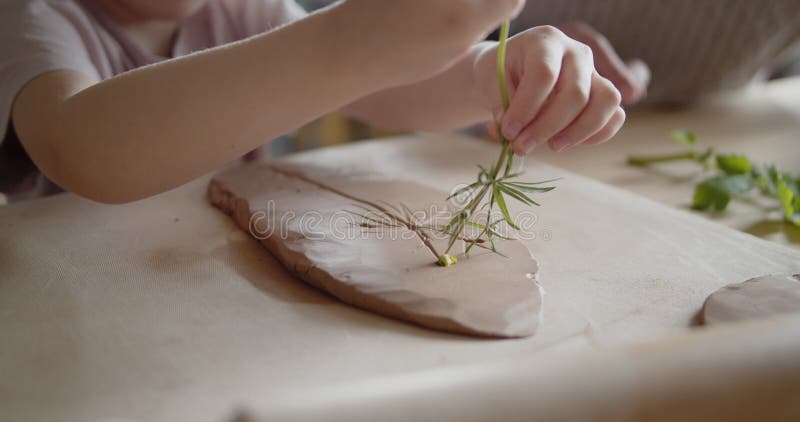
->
[268, 165, 441, 261]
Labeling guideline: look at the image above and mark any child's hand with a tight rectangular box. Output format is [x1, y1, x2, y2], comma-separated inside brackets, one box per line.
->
[476, 26, 625, 155]
[340, 0, 525, 88]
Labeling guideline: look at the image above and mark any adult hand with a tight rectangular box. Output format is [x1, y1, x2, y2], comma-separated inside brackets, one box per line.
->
[560, 21, 650, 106]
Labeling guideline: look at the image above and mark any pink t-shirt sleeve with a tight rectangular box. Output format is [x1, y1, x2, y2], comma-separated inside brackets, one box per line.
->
[225, 0, 307, 37]
[0, 0, 306, 200]
[0, 0, 101, 140]
[0, 0, 306, 142]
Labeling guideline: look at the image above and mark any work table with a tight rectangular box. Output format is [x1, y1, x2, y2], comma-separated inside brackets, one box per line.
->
[2, 78, 800, 422]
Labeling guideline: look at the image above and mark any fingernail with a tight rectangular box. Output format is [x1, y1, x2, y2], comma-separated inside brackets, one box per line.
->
[520, 137, 540, 155]
[504, 121, 523, 140]
[491, 108, 503, 123]
[551, 135, 573, 152]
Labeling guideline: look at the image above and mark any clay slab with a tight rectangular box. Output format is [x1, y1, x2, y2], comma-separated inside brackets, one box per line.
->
[209, 163, 544, 338]
[702, 274, 800, 325]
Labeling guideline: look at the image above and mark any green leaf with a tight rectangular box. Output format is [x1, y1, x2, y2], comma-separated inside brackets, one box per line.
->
[498, 183, 540, 206]
[504, 182, 556, 194]
[782, 175, 800, 197]
[777, 180, 794, 215]
[493, 185, 519, 230]
[777, 179, 800, 227]
[670, 130, 697, 146]
[716, 154, 752, 175]
[497, 172, 524, 181]
[465, 220, 515, 240]
[444, 211, 466, 234]
[465, 220, 485, 229]
[692, 174, 756, 211]
[504, 178, 561, 186]
[446, 181, 481, 200]
[754, 164, 781, 196]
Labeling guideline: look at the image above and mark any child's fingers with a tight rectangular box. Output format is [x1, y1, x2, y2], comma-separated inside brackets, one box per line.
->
[547, 73, 621, 152]
[581, 106, 626, 146]
[486, 121, 502, 144]
[500, 28, 563, 141]
[512, 45, 593, 155]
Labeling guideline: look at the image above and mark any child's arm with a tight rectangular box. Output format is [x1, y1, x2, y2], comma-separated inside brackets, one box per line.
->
[12, 0, 523, 204]
[346, 26, 625, 155]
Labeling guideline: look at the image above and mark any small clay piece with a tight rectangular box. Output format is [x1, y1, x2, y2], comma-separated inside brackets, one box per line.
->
[208, 163, 544, 338]
[702, 274, 800, 325]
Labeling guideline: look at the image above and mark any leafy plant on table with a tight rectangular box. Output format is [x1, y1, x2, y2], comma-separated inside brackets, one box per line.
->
[627, 130, 800, 226]
[438, 22, 557, 266]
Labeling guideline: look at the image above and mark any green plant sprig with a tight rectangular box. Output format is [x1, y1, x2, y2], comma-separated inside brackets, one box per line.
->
[627, 130, 715, 168]
[437, 22, 557, 267]
[627, 130, 800, 226]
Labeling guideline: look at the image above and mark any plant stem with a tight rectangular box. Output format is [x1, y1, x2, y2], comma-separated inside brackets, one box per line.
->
[496, 22, 511, 111]
[443, 21, 512, 257]
[491, 21, 512, 180]
[627, 151, 697, 166]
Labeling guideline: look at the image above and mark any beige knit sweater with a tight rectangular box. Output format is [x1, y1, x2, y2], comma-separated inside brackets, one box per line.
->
[516, 0, 800, 105]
